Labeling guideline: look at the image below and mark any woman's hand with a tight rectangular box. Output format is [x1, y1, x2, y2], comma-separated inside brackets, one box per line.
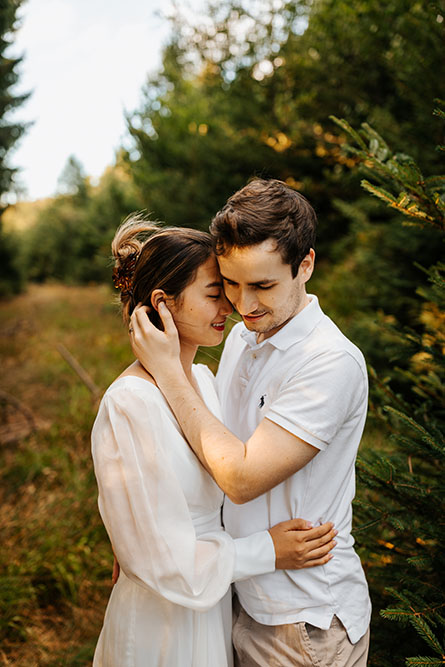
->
[130, 303, 181, 381]
[269, 519, 337, 570]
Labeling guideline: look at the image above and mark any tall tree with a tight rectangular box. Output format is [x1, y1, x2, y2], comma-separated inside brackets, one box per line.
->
[0, 0, 29, 296]
[0, 0, 28, 204]
[330, 110, 445, 666]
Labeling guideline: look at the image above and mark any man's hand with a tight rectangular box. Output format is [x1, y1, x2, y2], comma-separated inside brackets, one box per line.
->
[130, 303, 181, 382]
[269, 520, 336, 569]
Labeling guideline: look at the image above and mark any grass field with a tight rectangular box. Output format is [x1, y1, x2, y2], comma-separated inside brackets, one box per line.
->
[0, 284, 135, 665]
[0, 283, 383, 665]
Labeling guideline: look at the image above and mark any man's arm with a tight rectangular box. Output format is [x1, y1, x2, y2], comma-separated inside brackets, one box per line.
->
[131, 305, 318, 504]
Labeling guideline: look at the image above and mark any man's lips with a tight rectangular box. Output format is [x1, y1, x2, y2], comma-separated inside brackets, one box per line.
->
[243, 313, 267, 322]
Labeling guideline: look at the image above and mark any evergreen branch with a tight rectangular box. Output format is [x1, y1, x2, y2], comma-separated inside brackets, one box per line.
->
[361, 122, 391, 159]
[433, 107, 445, 121]
[361, 180, 397, 205]
[384, 407, 444, 454]
[352, 516, 384, 533]
[386, 587, 417, 608]
[424, 176, 445, 189]
[406, 555, 433, 570]
[381, 607, 412, 623]
[329, 115, 368, 150]
[408, 616, 443, 656]
[406, 658, 445, 666]
[394, 204, 436, 225]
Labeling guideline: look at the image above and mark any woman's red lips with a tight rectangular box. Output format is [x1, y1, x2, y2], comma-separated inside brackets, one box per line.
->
[211, 322, 226, 331]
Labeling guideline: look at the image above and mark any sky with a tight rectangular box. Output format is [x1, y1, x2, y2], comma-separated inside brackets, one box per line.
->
[7, 0, 183, 201]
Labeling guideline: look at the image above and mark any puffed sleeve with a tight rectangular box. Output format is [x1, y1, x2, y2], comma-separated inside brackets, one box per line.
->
[92, 385, 274, 611]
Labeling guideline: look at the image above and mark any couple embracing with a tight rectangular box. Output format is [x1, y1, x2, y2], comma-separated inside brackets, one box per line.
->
[91, 178, 371, 666]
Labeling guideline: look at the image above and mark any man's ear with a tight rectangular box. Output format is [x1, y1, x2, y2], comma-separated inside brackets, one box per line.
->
[150, 289, 168, 312]
[299, 249, 315, 284]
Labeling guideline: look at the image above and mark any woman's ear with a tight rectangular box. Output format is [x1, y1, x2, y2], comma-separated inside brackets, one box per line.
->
[150, 289, 167, 312]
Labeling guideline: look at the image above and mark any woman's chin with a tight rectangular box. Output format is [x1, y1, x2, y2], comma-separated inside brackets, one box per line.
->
[199, 331, 224, 347]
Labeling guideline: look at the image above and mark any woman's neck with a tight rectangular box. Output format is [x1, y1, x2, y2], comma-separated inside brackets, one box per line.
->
[179, 341, 198, 383]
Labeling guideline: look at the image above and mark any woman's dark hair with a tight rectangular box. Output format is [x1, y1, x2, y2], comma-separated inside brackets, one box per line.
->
[111, 214, 213, 327]
[210, 178, 317, 277]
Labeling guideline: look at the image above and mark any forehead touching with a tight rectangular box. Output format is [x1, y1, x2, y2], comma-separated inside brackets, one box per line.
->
[217, 240, 292, 283]
[192, 255, 222, 288]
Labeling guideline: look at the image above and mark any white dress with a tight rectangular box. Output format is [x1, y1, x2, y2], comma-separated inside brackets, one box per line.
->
[91, 365, 275, 667]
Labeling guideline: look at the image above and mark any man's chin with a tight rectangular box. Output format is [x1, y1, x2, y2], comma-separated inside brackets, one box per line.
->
[242, 317, 270, 333]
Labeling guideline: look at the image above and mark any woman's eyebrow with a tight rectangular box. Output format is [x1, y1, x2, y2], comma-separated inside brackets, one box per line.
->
[205, 280, 223, 288]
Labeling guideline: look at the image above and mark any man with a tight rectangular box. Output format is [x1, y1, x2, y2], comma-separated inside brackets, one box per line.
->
[131, 178, 371, 666]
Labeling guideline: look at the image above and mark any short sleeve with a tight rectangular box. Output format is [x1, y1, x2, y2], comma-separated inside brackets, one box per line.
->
[91, 384, 274, 611]
[265, 349, 367, 450]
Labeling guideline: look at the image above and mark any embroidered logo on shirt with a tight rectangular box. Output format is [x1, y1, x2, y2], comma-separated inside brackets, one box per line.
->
[258, 394, 267, 408]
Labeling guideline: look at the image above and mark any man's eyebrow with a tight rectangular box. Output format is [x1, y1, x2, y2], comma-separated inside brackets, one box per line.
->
[250, 279, 278, 286]
[220, 274, 278, 286]
[205, 280, 223, 288]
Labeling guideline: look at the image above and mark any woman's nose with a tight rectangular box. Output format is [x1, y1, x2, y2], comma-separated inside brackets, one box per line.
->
[220, 293, 233, 316]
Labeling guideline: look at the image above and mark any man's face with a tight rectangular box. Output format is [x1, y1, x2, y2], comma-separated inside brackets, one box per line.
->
[217, 239, 315, 342]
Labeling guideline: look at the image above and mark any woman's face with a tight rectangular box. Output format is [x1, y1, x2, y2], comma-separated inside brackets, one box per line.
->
[168, 256, 233, 347]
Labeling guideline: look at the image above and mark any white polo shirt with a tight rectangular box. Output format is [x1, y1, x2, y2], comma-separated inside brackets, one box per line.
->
[218, 295, 371, 644]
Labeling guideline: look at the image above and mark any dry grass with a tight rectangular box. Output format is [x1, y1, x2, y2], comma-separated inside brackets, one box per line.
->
[0, 283, 133, 666]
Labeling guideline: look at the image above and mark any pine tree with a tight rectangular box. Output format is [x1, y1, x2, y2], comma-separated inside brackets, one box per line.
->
[330, 108, 445, 666]
[0, 0, 28, 203]
[0, 0, 29, 295]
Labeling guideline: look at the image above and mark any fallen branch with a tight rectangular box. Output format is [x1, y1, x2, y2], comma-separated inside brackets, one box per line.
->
[56, 343, 101, 399]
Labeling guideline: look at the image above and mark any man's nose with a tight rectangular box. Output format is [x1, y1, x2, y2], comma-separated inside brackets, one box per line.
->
[236, 289, 258, 315]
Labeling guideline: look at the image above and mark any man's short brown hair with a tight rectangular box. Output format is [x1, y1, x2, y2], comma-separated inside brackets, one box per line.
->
[210, 178, 317, 277]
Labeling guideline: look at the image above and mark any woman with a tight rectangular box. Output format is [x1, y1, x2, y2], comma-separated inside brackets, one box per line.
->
[91, 216, 335, 667]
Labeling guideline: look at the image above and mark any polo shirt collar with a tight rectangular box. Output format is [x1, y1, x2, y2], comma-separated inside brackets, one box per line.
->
[240, 294, 324, 351]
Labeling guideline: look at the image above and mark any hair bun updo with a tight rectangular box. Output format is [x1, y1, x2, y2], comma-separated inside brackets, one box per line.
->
[111, 214, 160, 321]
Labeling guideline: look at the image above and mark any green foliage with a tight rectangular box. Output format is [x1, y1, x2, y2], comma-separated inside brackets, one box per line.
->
[22, 154, 143, 284]
[334, 113, 445, 665]
[0, 0, 29, 201]
[0, 225, 23, 294]
[13, 0, 444, 291]
[0, 0, 29, 296]
[124, 0, 444, 258]
[315, 115, 444, 379]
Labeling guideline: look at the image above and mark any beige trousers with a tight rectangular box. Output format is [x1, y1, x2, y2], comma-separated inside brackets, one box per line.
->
[232, 601, 370, 667]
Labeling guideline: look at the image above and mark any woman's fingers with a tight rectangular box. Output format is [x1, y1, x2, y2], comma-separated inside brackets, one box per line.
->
[132, 305, 152, 333]
[302, 521, 335, 542]
[305, 528, 337, 551]
[306, 539, 336, 560]
[300, 552, 333, 568]
[280, 518, 314, 531]
[158, 302, 177, 336]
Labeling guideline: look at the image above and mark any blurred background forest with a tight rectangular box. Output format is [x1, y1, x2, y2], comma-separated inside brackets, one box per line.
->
[0, 0, 444, 665]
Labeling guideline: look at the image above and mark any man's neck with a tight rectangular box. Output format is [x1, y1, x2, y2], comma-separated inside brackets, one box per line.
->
[256, 293, 311, 344]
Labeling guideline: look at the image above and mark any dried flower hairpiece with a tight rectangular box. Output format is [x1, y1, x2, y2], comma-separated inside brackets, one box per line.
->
[112, 251, 138, 295]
